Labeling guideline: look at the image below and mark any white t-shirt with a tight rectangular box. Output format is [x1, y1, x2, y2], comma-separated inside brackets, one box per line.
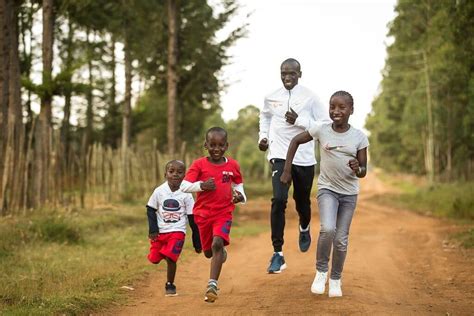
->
[146, 182, 195, 234]
[259, 84, 329, 166]
[308, 123, 369, 195]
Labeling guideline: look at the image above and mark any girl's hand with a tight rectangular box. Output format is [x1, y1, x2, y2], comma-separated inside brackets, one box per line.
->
[232, 190, 244, 204]
[280, 170, 292, 185]
[348, 159, 360, 173]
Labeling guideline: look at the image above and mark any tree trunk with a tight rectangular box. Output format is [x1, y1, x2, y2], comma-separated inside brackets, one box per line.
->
[121, 34, 132, 194]
[7, 0, 23, 211]
[0, 0, 10, 213]
[166, 0, 178, 156]
[85, 28, 93, 148]
[34, 0, 54, 206]
[122, 38, 132, 149]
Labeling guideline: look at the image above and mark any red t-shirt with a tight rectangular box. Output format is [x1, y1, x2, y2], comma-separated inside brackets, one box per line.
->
[184, 157, 244, 218]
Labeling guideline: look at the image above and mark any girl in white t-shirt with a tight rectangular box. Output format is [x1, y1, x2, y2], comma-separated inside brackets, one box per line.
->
[280, 91, 369, 297]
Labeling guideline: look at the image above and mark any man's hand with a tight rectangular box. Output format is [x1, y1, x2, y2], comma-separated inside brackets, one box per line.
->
[280, 170, 292, 185]
[232, 190, 244, 204]
[200, 178, 216, 191]
[258, 138, 269, 151]
[148, 232, 159, 242]
[285, 107, 298, 125]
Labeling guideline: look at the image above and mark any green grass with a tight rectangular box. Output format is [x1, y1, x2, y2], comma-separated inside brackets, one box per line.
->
[371, 174, 474, 248]
[0, 204, 266, 315]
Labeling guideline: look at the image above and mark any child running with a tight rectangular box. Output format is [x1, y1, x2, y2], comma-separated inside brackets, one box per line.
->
[280, 91, 368, 297]
[146, 160, 202, 296]
[180, 126, 246, 303]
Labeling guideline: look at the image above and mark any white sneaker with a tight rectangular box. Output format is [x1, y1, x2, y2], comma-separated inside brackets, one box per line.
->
[328, 278, 342, 297]
[310, 271, 328, 294]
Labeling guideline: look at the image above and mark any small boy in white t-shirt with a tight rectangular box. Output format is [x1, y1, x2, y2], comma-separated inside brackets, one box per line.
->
[146, 160, 201, 296]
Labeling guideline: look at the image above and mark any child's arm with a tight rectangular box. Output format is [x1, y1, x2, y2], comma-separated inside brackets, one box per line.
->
[348, 147, 368, 178]
[187, 215, 202, 253]
[180, 178, 216, 192]
[232, 183, 247, 204]
[146, 205, 159, 241]
[280, 131, 313, 185]
[184, 194, 201, 253]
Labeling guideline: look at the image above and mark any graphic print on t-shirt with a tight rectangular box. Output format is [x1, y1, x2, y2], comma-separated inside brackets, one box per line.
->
[222, 171, 234, 183]
[162, 198, 181, 223]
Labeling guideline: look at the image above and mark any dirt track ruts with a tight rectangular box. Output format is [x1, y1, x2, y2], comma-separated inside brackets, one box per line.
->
[104, 174, 473, 315]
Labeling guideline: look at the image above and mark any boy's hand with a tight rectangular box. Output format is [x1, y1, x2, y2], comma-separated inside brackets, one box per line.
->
[194, 248, 202, 254]
[280, 170, 292, 185]
[200, 178, 216, 191]
[148, 232, 159, 242]
[348, 158, 360, 173]
[258, 138, 269, 151]
[232, 190, 244, 204]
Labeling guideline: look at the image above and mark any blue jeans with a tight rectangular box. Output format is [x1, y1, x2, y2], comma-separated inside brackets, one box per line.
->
[316, 188, 357, 280]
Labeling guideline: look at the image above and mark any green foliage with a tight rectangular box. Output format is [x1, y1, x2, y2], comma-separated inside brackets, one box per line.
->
[366, 0, 474, 180]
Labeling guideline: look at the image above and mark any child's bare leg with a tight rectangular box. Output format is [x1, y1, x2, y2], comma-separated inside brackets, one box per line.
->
[210, 236, 225, 280]
[165, 257, 177, 283]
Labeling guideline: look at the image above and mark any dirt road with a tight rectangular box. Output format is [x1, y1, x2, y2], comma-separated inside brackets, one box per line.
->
[106, 174, 473, 315]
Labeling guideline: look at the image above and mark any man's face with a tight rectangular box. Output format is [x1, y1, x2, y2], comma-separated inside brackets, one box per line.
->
[280, 61, 301, 90]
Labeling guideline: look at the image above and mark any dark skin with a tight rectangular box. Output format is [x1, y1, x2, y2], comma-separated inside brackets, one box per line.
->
[280, 95, 367, 185]
[259, 60, 302, 151]
[149, 160, 187, 284]
[201, 130, 244, 281]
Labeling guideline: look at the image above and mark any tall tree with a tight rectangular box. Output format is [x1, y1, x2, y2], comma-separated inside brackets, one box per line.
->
[166, 0, 178, 156]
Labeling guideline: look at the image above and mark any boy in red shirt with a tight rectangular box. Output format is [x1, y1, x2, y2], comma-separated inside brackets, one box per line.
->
[180, 126, 246, 303]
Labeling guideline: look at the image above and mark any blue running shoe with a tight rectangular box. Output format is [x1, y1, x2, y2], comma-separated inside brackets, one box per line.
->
[299, 225, 311, 252]
[267, 253, 287, 274]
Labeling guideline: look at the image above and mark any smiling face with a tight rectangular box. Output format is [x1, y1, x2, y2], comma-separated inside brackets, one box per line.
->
[280, 60, 301, 90]
[165, 161, 186, 190]
[205, 131, 228, 164]
[329, 95, 353, 129]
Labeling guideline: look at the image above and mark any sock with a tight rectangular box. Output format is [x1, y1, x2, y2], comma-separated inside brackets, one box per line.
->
[276, 251, 283, 256]
[300, 224, 310, 232]
[208, 279, 218, 286]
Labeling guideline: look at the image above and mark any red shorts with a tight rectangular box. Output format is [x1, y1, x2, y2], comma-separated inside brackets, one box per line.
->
[147, 232, 185, 264]
[194, 213, 232, 252]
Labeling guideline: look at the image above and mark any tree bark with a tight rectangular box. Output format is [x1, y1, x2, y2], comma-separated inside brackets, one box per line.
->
[34, 0, 54, 206]
[166, 0, 178, 156]
[7, 0, 23, 211]
[0, 0, 10, 213]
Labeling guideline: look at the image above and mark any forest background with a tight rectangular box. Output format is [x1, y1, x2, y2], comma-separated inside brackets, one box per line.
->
[0, 0, 472, 314]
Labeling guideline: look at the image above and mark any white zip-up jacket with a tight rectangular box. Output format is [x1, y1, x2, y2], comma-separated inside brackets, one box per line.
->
[259, 84, 329, 166]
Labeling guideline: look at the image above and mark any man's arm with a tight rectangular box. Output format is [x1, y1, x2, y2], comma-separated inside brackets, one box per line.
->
[258, 98, 272, 149]
[294, 96, 330, 130]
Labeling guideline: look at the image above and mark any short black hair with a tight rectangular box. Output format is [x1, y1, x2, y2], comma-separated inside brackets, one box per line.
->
[205, 126, 228, 141]
[281, 58, 301, 71]
[165, 160, 185, 171]
[331, 90, 354, 107]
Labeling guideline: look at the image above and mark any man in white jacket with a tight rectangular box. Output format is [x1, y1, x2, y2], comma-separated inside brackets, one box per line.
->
[259, 58, 329, 274]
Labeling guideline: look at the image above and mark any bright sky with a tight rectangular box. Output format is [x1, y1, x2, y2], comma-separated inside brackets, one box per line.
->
[219, 0, 397, 130]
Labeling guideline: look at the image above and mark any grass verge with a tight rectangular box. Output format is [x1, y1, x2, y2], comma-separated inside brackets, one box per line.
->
[0, 203, 266, 315]
[371, 173, 474, 248]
